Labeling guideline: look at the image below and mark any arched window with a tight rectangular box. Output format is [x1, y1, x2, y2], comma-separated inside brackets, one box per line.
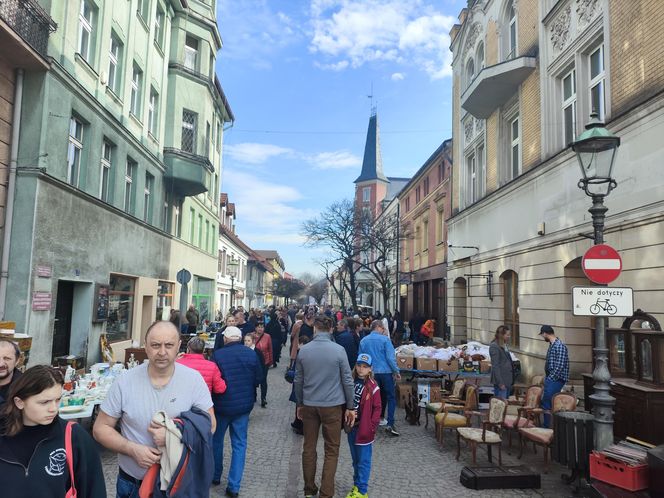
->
[501, 270, 519, 346]
[476, 42, 485, 70]
[507, 2, 517, 60]
[466, 58, 475, 88]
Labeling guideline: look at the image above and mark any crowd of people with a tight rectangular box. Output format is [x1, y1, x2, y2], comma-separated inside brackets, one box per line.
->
[0, 302, 569, 498]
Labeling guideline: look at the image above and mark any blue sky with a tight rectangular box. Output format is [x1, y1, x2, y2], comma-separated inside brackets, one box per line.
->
[216, 0, 466, 277]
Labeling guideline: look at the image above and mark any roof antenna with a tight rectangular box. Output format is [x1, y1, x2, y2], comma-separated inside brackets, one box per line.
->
[368, 82, 376, 116]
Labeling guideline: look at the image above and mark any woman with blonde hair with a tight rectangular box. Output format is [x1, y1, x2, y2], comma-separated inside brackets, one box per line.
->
[489, 325, 514, 398]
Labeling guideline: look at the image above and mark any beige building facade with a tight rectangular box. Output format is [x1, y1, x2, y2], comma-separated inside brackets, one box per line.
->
[447, 0, 664, 384]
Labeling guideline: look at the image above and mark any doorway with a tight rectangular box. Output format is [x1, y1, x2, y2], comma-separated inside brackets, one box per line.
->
[52, 281, 74, 360]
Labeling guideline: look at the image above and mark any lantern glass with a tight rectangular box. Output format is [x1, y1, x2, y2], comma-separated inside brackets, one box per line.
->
[227, 260, 239, 278]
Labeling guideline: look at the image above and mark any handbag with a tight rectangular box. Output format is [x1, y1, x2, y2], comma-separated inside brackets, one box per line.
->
[284, 360, 296, 384]
[65, 421, 77, 498]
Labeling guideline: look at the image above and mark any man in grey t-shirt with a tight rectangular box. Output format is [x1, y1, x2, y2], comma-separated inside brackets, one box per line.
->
[94, 321, 214, 498]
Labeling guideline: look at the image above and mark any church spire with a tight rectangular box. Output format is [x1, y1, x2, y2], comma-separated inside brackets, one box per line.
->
[354, 111, 388, 184]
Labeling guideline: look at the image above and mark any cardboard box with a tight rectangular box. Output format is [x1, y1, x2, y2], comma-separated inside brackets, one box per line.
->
[415, 357, 437, 371]
[438, 358, 459, 372]
[480, 360, 491, 373]
[396, 383, 413, 408]
[396, 354, 414, 370]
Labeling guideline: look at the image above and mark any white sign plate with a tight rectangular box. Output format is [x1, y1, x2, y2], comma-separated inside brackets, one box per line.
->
[572, 286, 634, 317]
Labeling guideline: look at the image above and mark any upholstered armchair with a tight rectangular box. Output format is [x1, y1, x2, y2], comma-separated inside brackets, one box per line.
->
[456, 397, 508, 465]
[518, 391, 578, 471]
[425, 379, 465, 428]
[503, 385, 543, 450]
[435, 384, 478, 445]
[511, 374, 544, 402]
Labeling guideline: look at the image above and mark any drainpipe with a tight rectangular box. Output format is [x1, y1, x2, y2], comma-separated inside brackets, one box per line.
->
[0, 69, 24, 320]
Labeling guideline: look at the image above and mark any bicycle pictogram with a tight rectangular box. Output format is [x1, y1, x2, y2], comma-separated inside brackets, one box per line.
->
[589, 298, 617, 315]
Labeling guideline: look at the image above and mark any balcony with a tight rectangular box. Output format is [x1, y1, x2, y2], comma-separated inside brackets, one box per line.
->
[461, 56, 537, 118]
[163, 147, 213, 197]
[0, 0, 56, 69]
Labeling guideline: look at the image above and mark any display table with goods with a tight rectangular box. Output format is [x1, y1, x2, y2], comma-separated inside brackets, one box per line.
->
[58, 362, 126, 421]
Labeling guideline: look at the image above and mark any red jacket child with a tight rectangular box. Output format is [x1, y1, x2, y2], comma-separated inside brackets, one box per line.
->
[355, 376, 382, 444]
[177, 353, 227, 394]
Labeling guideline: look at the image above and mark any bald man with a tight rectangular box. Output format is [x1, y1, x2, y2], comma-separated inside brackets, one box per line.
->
[94, 321, 215, 498]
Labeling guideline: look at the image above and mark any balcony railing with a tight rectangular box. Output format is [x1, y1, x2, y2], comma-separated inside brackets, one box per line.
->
[0, 0, 57, 58]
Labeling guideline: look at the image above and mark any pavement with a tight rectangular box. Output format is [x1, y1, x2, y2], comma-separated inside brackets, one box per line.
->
[100, 356, 577, 497]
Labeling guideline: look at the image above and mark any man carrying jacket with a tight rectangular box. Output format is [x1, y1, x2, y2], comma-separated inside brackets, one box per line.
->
[294, 314, 355, 498]
[210, 326, 263, 497]
[359, 320, 401, 436]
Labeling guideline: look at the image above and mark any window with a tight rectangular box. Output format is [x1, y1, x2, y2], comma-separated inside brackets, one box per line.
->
[362, 187, 370, 202]
[130, 64, 143, 118]
[405, 197, 410, 212]
[174, 203, 181, 237]
[124, 159, 136, 213]
[205, 121, 211, 159]
[108, 34, 121, 94]
[589, 45, 605, 120]
[423, 177, 430, 197]
[154, 6, 165, 47]
[466, 153, 477, 204]
[562, 69, 577, 145]
[205, 220, 210, 252]
[510, 116, 520, 178]
[100, 140, 113, 202]
[508, 4, 517, 60]
[502, 270, 520, 347]
[416, 186, 421, 203]
[189, 208, 195, 243]
[216, 120, 221, 152]
[182, 109, 197, 153]
[67, 118, 83, 187]
[465, 58, 475, 88]
[156, 281, 174, 321]
[436, 208, 444, 243]
[209, 54, 214, 79]
[162, 199, 170, 232]
[137, 0, 149, 21]
[465, 143, 485, 205]
[438, 162, 445, 183]
[148, 88, 158, 136]
[78, 1, 94, 62]
[144, 172, 154, 223]
[184, 36, 199, 71]
[197, 214, 203, 246]
[107, 275, 136, 342]
[422, 219, 429, 252]
[476, 42, 485, 70]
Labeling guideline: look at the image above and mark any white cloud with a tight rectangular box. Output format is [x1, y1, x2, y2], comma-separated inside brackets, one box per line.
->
[391, 72, 405, 81]
[224, 143, 294, 164]
[309, 1, 456, 79]
[305, 150, 362, 169]
[313, 60, 350, 71]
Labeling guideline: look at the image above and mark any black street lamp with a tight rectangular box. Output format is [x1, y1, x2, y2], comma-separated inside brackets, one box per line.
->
[572, 112, 621, 451]
[227, 259, 239, 311]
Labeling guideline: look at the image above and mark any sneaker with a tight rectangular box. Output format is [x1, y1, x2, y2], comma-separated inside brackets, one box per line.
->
[211, 480, 221, 486]
[378, 418, 388, 426]
[386, 425, 400, 436]
[225, 490, 238, 498]
[261, 400, 267, 408]
[345, 485, 359, 498]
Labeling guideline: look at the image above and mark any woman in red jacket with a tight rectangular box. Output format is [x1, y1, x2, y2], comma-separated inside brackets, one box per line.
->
[253, 323, 273, 408]
[176, 337, 227, 394]
[345, 353, 381, 498]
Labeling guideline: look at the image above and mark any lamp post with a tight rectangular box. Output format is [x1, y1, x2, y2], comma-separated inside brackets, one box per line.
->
[572, 112, 621, 451]
[227, 259, 239, 311]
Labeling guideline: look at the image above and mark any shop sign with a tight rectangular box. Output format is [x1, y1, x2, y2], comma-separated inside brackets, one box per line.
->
[572, 286, 633, 317]
[36, 265, 52, 278]
[32, 291, 52, 311]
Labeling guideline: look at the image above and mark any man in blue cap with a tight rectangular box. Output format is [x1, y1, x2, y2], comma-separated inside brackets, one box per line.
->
[540, 325, 569, 427]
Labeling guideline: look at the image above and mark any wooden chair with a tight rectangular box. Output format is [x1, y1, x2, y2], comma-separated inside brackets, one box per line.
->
[457, 397, 508, 465]
[511, 374, 544, 402]
[425, 379, 465, 428]
[518, 391, 578, 472]
[503, 385, 543, 450]
[435, 384, 478, 445]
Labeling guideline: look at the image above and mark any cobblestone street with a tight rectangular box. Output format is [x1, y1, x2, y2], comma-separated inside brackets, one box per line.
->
[101, 355, 574, 497]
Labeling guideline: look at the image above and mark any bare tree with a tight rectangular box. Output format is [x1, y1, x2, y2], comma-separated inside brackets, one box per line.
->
[301, 199, 362, 311]
[307, 279, 328, 305]
[320, 259, 347, 310]
[358, 209, 407, 314]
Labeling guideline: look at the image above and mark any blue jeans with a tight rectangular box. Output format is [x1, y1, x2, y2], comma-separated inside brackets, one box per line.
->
[374, 373, 396, 426]
[116, 473, 140, 498]
[347, 428, 373, 494]
[212, 412, 250, 492]
[493, 385, 509, 399]
[542, 378, 565, 427]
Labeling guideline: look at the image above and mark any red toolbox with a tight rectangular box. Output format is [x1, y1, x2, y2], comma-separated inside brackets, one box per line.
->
[589, 452, 648, 492]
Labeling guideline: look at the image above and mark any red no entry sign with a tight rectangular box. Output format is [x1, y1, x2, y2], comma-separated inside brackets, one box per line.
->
[582, 244, 622, 284]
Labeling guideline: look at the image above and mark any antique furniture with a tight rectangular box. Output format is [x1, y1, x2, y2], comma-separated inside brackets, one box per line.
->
[512, 374, 544, 402]
[457, 397, 508, 465]
[425, 379, 465, 428]
[435, 384, 478, 445]
[503, 385, 543, 451]
[518, 391, 578, 472]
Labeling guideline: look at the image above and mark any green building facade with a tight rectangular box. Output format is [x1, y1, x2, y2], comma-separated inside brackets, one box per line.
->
[6, 0, 233, 365]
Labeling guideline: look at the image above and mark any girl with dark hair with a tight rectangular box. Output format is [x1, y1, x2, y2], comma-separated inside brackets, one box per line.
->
[0, 365, 106, 498]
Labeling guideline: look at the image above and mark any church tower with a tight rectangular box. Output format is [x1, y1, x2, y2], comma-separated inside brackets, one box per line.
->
[354, 110, 389, 215]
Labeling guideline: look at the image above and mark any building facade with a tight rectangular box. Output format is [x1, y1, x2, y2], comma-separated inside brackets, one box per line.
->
[255, 249, 285, 306]
[399, 140, 452, 331]
[217, 193, 248, 315]
[447, 0, 664, 384]
[5, 0, 232, 365]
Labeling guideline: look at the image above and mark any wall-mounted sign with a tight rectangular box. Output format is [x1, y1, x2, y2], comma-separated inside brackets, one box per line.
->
[36, 265, 52, 278]
[32, 291, 52, 311]
[572, 286, 633, 317]
[93, 283, 110, 322]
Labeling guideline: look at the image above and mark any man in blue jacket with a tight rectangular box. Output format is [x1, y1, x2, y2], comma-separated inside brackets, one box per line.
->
[211, 326, 263, 498]
[333, 318, 358, 369]
[359, 319, 401, 436]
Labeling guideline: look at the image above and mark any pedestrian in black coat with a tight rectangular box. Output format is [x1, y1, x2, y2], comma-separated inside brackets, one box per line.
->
[266, 311, 283, 367]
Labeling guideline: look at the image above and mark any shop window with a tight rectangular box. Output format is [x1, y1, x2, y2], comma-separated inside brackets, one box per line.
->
[156, 281, 174, 321]
[107, 275, 136, 342]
